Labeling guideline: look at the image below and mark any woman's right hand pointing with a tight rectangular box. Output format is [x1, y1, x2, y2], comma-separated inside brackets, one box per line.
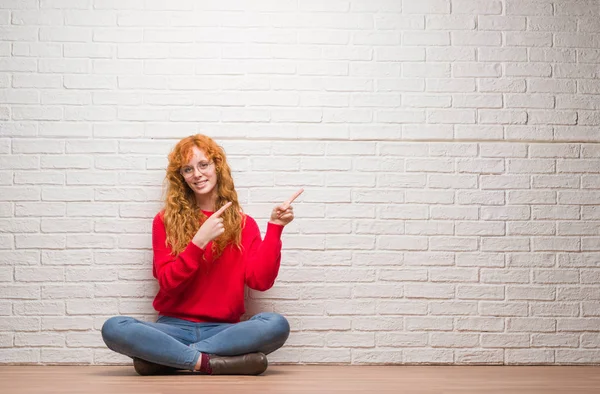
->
[192, 202, 232, 249]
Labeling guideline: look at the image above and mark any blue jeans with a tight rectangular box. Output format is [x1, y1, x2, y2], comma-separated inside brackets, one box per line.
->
[101, 312, 290, 371]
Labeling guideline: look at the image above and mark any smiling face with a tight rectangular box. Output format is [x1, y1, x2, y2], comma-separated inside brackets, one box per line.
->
[180, 146, 218, 205]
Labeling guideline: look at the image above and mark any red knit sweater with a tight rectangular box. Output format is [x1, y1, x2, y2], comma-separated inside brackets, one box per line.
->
[151, 210, 283, 323]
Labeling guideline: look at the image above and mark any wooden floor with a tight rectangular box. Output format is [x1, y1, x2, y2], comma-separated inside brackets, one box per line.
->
[2, 365, 600, 394]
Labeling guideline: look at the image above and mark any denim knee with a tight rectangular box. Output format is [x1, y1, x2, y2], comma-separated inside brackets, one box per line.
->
[261, 312, 290, 344]
[101, 316, 131, 350]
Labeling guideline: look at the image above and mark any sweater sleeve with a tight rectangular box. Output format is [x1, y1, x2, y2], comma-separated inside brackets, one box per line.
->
[152, 213, 205, 296]
[243, 216, 284, 291]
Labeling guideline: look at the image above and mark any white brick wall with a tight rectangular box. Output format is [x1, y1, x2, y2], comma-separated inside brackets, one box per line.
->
[0, 0, 599, 366]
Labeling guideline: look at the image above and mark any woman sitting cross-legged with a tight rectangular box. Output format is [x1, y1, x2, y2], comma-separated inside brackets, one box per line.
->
[101, 134, 301, 375]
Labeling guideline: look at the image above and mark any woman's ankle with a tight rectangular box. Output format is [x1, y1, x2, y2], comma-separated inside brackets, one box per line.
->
[194, 353, 212, 374]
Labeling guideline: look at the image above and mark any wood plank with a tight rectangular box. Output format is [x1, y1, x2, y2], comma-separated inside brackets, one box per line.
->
[1, 365, 600, 394]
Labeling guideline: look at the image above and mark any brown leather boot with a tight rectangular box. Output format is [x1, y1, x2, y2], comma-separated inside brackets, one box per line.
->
[208, 352, 268, 375]
[133, 357, 176, 376]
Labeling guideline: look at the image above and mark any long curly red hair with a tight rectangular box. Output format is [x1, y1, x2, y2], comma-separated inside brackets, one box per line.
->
[162, 134, 243, 257]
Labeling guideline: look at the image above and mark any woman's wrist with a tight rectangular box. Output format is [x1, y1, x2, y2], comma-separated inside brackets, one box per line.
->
[192, 237, 208, 249]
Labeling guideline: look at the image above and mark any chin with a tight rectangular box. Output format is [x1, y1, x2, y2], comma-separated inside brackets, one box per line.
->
[196, 185, 216, 195]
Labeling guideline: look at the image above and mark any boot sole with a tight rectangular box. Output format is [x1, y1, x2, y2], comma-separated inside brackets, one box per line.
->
[210, 353, 268, 375]
[133, 357, 176, 376]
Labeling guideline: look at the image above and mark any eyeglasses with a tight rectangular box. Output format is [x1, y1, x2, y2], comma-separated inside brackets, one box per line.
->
[180, 161, 213, 178]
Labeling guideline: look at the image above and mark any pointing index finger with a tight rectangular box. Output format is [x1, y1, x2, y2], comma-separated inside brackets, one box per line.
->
[282, 188, 304, 209]
[213, 201, 232, 218]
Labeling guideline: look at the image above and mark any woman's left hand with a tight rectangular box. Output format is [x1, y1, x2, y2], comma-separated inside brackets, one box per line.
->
[269, 189, 303, 226]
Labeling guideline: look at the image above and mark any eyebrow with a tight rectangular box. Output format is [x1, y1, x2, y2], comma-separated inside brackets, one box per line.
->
[183, 161, 210, 167]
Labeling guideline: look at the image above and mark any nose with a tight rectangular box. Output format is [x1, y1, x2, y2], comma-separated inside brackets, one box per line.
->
[191, 164, 207, 177]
